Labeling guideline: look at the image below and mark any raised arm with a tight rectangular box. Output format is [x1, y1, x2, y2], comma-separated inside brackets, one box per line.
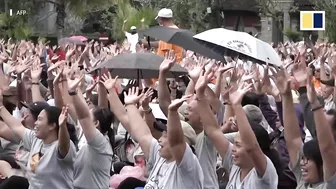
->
[273, 67, 303, 167]
[30, 58, 46, 102]
[58, 105, 71, 158]
[306, 69, 336, 181]
[158, 51, 176, 116]
[0, 91, 25, 139]
[229, 82, 269, 177]
[67, 74, 96, 142]
[124, 87, 153, 157]
[195, 68, 230, 158]
[100, 72, 131, 130]
[167, 96, 190, 164]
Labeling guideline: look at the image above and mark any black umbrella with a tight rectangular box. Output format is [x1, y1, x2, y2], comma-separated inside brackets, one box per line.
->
[141, 26, 225, 62]
[91, 52, 187, 79]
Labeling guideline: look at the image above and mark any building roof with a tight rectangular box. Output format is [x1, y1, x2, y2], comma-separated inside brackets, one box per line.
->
[219, 0, 259, 12]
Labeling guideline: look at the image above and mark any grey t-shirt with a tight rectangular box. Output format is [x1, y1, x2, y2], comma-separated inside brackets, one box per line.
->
[0, 138, 19, 157]
[23, 129, 76, 189]
[222, 144, 278, 189]
[145, 139, 204, 189]
[195, 131, 219, 189]
[73, 129, 113, 189]
[290, 148, 336, 189]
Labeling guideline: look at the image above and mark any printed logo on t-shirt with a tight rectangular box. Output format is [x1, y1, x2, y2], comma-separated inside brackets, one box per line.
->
[30, 152, 42, 173]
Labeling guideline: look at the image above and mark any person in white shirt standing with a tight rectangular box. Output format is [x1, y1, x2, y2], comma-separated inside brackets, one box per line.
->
[122, 20, 139, 53]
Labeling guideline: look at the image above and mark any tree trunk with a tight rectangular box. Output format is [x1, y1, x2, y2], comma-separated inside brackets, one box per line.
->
[56, 3, 66, 42]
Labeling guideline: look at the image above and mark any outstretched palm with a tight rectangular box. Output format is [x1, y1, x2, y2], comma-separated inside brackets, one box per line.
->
[124, 87, 143, 105]
[159, 50, 176, 73]
[169, 95, 192, 111]
[168, 95, 192, 111]
[229, 82, 253, 105]
[195, 68, 214, 95]
[67, 74, 84, 92]
[270, 67, 291, 95]
[101, 71, 118, 91]
[59, 105, 69, 126]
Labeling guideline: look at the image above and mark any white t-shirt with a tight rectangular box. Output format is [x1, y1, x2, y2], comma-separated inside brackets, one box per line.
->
[125, 32, 139, 53]
[145, 139, 204, 189]
[222, 144, 278, 189]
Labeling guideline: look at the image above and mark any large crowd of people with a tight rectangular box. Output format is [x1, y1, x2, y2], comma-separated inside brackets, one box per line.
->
[0, 7, 335, 189]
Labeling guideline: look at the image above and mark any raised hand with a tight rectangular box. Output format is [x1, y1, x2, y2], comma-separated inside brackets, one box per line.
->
[31, 59, 44, 82]
[124, 87, 143, 105]
[270, 67, 292, 95]
[53, 67, 63, 85]
[195, 67, 214, 98]
[168, 95, 192, 111]
[229, 82, 253, 105]
[16, 58, 33, 74]
[67, 73, 84, 93]
[159, 50, 176, 74]
[100, 71, 118, 91]
[140, 88, 154, 108]
[306, 68, 318, 105]
[59, 105, 69, 126]
[188, 56, 208, 81]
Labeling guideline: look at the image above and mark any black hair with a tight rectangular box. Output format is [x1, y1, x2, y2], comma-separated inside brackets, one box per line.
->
[241, 92, 260, 107]
[177, 75, 190, 87]
[252, 125, 283, 177]
[92, 107, 115, 149]
[90, 94, 99, 107]
[43, 106, 79, 150]
[326, 109, 336, 131]
[303, 139, 323, 178]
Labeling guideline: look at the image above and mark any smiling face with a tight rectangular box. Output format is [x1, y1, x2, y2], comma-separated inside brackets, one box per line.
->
[158, 131, 173, 160]
[300, 157, 321, 183]
[232, 134, 253, 167]
[34, 110, 55, 140]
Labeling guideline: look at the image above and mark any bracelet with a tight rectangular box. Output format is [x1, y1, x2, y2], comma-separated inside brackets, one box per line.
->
[68, 91, 77, 96]
[143, 107, 152, 114]
[311, 105, 324, 112]
[32, 82, 39, 85]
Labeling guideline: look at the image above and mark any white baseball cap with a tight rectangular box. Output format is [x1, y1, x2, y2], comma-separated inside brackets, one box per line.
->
[130, 26, 137, 30]
[155, 8, 173, 20]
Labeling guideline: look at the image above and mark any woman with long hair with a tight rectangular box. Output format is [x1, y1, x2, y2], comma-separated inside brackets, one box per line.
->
[67, 74, 114, 189]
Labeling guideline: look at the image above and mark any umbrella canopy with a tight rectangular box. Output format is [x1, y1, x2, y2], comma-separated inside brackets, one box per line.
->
[193, 28, 281, 66]
[70, 35, 88, 42]
[92, 52, 188, 79]
[59, 37, 85, 46]
[141, 26, 225, 62]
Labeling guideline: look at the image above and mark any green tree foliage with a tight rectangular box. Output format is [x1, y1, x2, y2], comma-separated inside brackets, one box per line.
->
[0, 13, 33, 40]
[101, 0, 157, 42]
[314, 0, 336, 42]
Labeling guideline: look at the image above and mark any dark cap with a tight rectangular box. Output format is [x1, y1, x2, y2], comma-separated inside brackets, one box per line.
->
[153, 118, 168, 132]
[20, 101, 50, 115]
